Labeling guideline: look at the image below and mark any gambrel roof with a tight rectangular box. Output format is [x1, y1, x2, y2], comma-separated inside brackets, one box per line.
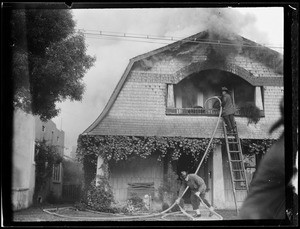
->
[83, 30, 283, 136]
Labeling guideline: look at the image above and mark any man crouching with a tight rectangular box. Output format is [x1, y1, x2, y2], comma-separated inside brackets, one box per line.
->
[176, 171, 214, 217]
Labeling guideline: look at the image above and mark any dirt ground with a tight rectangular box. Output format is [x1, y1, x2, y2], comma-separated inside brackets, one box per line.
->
[8, 204, 297, 226]
[9, 203, 239, 224]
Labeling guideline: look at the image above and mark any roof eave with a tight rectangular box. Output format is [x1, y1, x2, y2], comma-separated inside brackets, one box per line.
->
[82, 60, 135, 134]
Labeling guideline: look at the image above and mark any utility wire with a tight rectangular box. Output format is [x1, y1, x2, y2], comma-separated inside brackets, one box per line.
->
[77, 28, 281, 45]
[84, 35, 171, 45]
[76, 29, 284, 50]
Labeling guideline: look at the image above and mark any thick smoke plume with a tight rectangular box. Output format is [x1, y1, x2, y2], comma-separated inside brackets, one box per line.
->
[202, 8, 248, 62]
[136, 8, 262, 67]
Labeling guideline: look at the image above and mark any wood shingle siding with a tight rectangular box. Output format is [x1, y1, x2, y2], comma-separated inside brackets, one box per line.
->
[84, 32, 283, 139]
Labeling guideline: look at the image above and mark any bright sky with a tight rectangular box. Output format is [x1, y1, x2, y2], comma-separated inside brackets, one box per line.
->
[51, 7, 284, 155]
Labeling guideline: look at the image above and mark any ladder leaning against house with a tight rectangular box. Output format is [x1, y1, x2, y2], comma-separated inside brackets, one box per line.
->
[223, 121, 249, 215]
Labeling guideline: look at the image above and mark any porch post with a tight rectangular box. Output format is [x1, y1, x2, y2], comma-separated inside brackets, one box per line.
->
[255, 86, 264, 110]
[167, 84, 175, 108]
[212, 144, 226, 209]
[96, 155, 108, 187]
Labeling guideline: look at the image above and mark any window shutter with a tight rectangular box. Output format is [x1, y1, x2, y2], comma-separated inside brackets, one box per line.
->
[255, 87, 264, 110]
[167, 84, 175, 108]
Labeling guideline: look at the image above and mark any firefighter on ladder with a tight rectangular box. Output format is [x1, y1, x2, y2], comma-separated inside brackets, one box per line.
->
[220, 87, 237, 133]
[175, 171, 214, 218]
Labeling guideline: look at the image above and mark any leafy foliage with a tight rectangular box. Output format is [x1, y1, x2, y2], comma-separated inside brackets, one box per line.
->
[241, 138, 277, 156]
[121, 193, 147, 214]
[10, 9, 96, 121]
[78, 178, 115, 212]
[81, 153, 98, 188]
[239, 102, 261, 125]
[76, 135, 222, 164]
[76, 135, 221, 211]
[34, 139, 63, 199]
[75, 134, 276, 213]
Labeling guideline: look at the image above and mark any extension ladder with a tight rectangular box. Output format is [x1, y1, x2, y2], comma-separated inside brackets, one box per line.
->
[223, 121, 249, 215]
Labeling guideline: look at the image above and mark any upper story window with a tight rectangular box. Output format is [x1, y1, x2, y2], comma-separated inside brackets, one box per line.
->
[166, 69, 265, 117]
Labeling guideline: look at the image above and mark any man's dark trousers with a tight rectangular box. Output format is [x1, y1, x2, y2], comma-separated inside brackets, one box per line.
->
[223, 114, 236, 131]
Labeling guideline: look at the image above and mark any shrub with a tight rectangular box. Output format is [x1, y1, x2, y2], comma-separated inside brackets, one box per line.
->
[78, 178, 115, 212]
[239, 102, 261, 125]
[128, 193, 145, 207]
[121, 193, 147, 214]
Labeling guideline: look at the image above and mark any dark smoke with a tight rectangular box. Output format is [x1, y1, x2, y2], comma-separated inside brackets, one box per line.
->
[137, 8, 259, 68]
[204, 8, 246, 63]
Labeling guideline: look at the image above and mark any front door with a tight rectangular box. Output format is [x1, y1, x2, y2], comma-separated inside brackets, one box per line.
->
[198, 156, 213, 204]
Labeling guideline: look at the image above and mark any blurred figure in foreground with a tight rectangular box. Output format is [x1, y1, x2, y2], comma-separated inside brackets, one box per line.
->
[239, 99, 296, 220]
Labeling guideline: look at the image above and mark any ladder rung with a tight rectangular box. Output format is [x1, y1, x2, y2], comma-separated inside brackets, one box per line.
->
[234, 179, 246, 182]
[232, 169, 244, 171]
[227, 132, 237, 135]
[227, 136, 236, 139]
[230, 160, 243, 162]
[228, 141, 239, 144]
[229, 150, 241, 153]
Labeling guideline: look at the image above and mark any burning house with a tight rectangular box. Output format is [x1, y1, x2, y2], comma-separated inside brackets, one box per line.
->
[78, 30, 283, 210]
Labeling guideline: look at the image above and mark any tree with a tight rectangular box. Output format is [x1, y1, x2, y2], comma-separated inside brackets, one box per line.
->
[10, 9, 96, 121]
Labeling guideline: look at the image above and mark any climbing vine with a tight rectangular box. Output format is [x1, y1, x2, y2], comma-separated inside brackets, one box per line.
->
[34, 139, 63, 200]
[76, 135, 222, 165]
[76, 135, 278, 169]
[76, 135, 277, 198]
[76, 135, 222, 200]
[241, 138, 277, 156]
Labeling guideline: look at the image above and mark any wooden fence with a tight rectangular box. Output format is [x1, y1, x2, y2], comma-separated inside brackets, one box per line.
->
[62, 184, 81, 202]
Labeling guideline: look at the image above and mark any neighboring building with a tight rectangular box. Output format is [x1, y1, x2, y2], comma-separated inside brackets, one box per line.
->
[81, 31, 283, 209]
[12, 109, 36, 211]
[35, 117, 65, 203]
[11, 108, 65, 210]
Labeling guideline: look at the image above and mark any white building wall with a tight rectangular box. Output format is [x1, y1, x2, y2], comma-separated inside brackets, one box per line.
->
[12, 109, 36, 210]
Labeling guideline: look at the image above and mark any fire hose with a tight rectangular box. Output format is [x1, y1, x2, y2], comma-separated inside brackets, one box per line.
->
[43, 96, 223, 221]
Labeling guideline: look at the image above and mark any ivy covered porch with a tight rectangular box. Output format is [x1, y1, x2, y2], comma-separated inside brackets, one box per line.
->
[76, 134, 276, 210]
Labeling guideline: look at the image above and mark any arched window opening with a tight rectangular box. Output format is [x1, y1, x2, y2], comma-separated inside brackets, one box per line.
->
[166, 69, 263, 116]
